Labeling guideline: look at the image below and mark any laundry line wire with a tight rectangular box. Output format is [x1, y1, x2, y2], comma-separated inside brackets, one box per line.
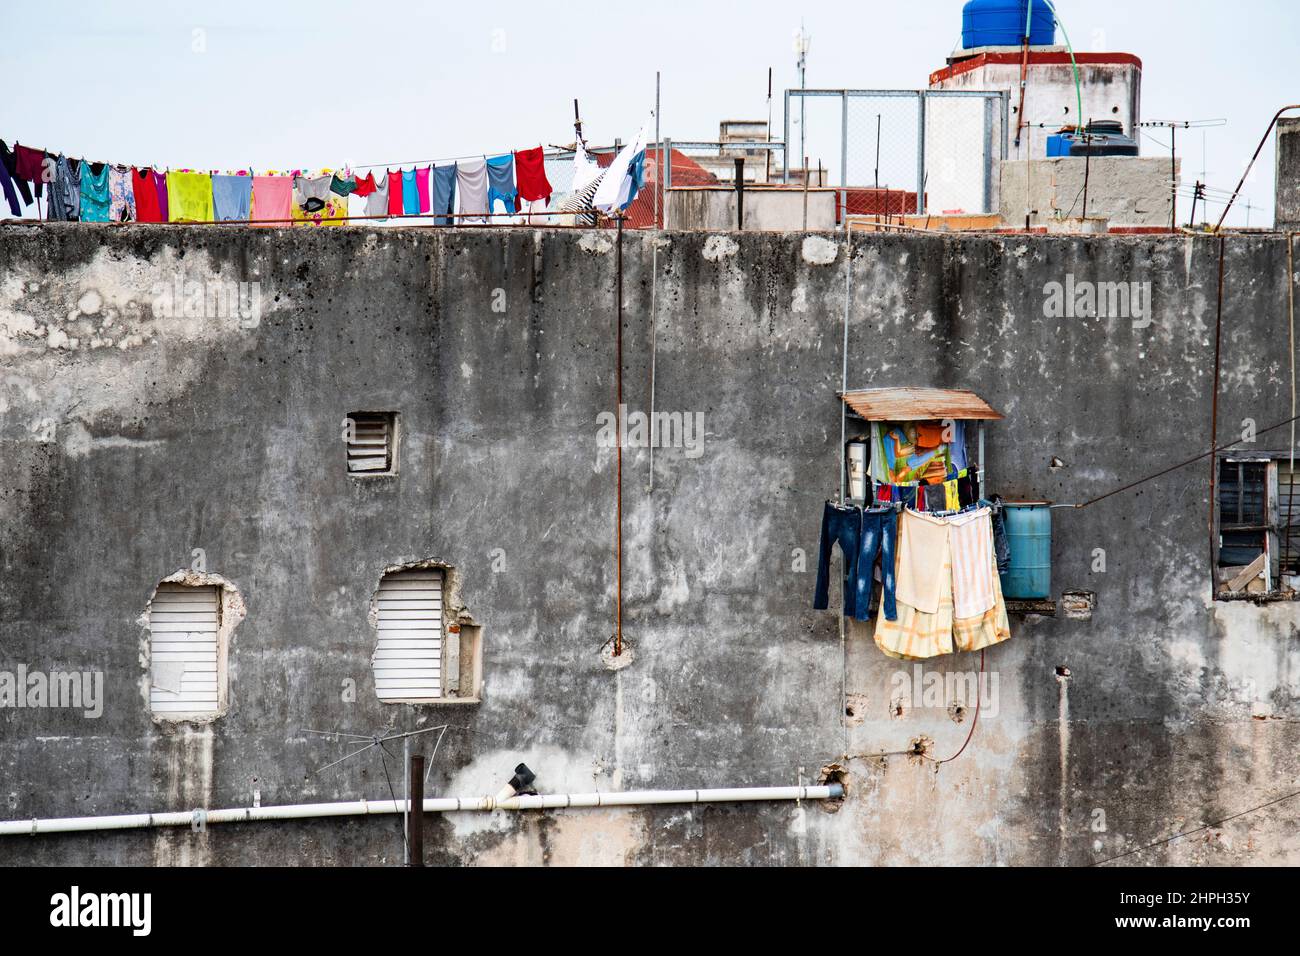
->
[1061, 411, 1300, 511]
[1091, 786, 1300, 866]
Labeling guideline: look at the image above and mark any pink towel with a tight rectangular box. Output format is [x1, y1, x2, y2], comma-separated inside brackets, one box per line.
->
[251, 176, 293, 226]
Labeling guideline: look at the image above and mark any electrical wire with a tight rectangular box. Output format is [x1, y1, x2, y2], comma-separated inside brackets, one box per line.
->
[1092, 787, 1300, 866]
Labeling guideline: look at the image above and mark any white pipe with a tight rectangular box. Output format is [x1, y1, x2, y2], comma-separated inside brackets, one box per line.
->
[0, 785, 843, 837]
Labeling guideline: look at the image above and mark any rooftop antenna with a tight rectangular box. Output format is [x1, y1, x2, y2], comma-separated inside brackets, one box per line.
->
[1139, 119, 1226, 231]
[795, 23, 811, 184]
[303, 724, 450, 864]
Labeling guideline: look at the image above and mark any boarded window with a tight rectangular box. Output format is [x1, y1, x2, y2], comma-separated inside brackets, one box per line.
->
[347, 412, 397, 475]
[374, 569, 442, 702]
[150, 584, 221, 716]
[1218, 460, 1268, 567]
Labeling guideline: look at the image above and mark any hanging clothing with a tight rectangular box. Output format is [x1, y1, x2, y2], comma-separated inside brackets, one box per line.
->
[47, 155, 81, 221]
[387, 168, 404, 216]
[813, 502, 898, 621]
[868, 421, 968, 485]
[294, 174, 333, 215]
[401, 168, 420, 215]
[0, 156, 20, 216]
[486, 153, 518, 215]
[873, 507, 1009, 661]
[13, 144, 46, 199]
[456, 158, 488, 223]
[513, 145, 552, 206]
[948, 507, 997, 620]
[167, 171, 214, 222]
[432, 164, 456, 225]
[414, 167, 431, 213]
[78, 161, 111, 222]
[251, 175, 293, 225]
[593, 122, 649, 214]
[364, 172, 390, 217]
[352, 172, 377, 197]
[212, 175, 253, 222]
[330, 172, 357, 197]
[292, 174, 346, 226]
[153, 171, 170, 221]
[107, 165, 135, 221]
[132, 168, 163, 222]
[0, 140, 34, 208]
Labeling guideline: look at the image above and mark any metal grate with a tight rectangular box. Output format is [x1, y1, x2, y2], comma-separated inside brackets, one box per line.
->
[347, 412, 396, 475]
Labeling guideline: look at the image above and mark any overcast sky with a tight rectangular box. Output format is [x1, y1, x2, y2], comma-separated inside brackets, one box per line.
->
[5, 0, 1295, 226]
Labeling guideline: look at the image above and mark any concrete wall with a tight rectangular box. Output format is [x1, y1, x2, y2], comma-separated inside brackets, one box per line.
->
[1000, 156, 1178, 227]
[932, 55, 1141, 162]
[1276, 117, 1300, 231]
[667, 187, 837, 231]
[0, 224, 1296, 866]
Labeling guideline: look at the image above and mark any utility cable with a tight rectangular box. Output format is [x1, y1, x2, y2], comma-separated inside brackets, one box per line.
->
[1092, 787, 1300, 866]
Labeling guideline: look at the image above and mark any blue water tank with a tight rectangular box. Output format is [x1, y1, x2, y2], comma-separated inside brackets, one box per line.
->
[1002, 502, 1052, 599]
[962, 0, 1055, 49]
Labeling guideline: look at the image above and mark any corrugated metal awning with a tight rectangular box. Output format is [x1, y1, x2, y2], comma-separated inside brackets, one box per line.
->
[840, 387, 1003, 421]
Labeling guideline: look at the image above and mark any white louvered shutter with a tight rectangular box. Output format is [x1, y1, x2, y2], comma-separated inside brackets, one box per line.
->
[347, 413, 394, 474]
[150, 584, 221, 716]
[374, 570, 442, 701]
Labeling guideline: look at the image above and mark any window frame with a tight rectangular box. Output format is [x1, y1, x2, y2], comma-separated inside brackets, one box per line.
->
[1215, 454, 1300, 599]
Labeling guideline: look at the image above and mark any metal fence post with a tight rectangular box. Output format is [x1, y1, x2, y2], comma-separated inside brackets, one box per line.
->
[983, 94, 994, 214]
[783, 91, 792, 184]
[841, 91, 850, 223]
[916, 92, 927, 215]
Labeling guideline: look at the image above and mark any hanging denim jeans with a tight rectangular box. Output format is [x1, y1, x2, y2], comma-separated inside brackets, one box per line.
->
[814, 502, 898, 622]
[857, 508, 898, 622]
[814, 502, 864, 618]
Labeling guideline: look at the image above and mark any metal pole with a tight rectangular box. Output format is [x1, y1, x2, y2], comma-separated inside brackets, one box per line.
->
[735, 158, 745, 229]
[408, 754, 424, 866]
[840, 91, 849, 224]
[402, 736, 410, 865]
[803, 154, 810, 229]
[614, 216, 625, 657]
[655, 71, 661, 229]
[766, 67, 773, 183]
[1170, 125, 1177, 231]
[784, 91, 792, 184]
[916, 93, 927, 214]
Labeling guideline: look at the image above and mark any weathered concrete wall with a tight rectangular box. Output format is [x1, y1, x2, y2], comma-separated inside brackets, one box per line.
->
[1000, 157, 1177, 227]
[0, 224, 1296, 866]
[667, 187, 837, 231]
[1276, 117, 1300, 231]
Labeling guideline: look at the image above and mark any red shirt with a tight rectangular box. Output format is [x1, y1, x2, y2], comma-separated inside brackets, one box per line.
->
[133, 168, 163, 222]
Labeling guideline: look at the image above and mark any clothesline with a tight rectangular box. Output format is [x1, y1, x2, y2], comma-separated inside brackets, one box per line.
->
[0, 123, 651, 225]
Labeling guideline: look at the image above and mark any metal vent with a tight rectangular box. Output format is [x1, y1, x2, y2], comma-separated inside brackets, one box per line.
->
[373, 569, 443, 701]
[149, 584, 221, 716]
[347, 412, 396, 475]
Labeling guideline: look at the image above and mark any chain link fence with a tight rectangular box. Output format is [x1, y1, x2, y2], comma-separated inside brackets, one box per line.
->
[784, 89, 1009, 217]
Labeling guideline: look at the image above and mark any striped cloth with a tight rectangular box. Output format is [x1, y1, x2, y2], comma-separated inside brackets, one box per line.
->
[873, 506, 1008, 660]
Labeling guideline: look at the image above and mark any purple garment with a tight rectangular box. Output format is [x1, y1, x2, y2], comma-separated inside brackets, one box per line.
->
[155, 171, 169, 221]
[0, 158, 20, 216]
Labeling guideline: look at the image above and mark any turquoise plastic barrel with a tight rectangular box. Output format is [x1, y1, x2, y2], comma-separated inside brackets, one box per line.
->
[1002, 502, 1051, 599]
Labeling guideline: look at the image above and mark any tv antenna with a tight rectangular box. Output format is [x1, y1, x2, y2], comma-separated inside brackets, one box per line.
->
[303, 724, 451, 864]
[1139, 118, 1226, 230]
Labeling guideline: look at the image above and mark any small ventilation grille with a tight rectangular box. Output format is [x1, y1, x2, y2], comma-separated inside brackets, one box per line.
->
[347, 412, 396, 475]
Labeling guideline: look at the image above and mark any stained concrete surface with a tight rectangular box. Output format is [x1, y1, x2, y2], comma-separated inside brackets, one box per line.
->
[0, 223, 1296, 865]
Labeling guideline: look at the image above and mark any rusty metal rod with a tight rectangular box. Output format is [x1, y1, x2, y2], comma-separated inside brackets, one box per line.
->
[1208, 236, 1227, 588]
[1213, 104, 1300, 232]
[614, 216, 625, 657]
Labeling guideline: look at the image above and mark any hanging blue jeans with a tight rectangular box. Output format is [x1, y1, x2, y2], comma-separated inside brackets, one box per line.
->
[813, 502, 897, 621]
